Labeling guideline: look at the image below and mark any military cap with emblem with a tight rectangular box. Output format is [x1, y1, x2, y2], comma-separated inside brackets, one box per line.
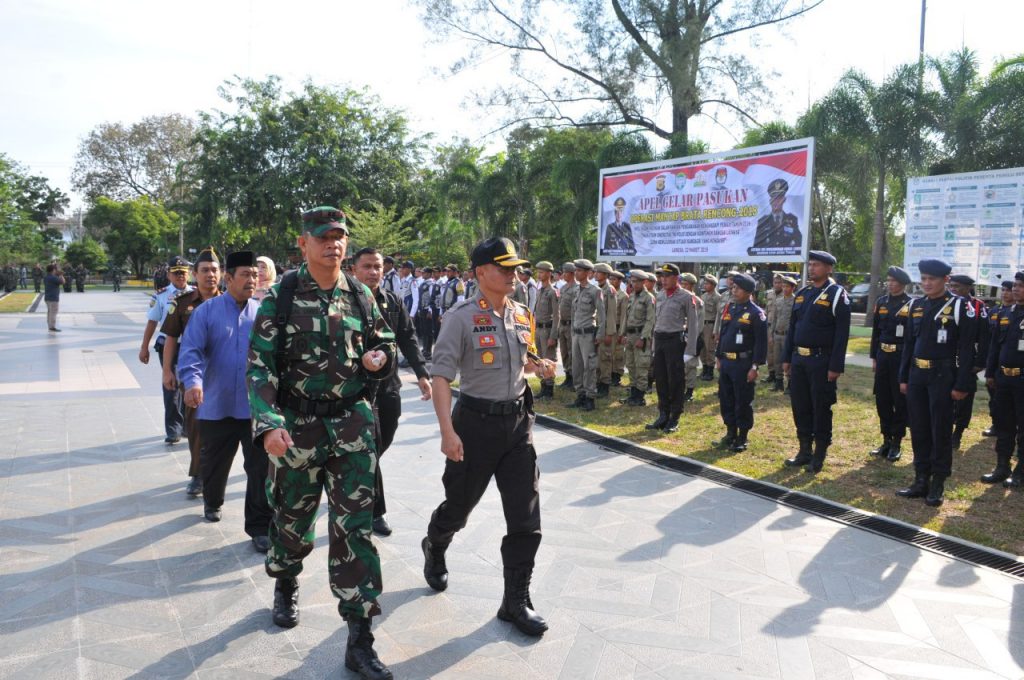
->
[702, 273, 718, 285]
[593, 262, 614, 274]
[401, 260, 414, 269]
[573, 258, 594, 271]
[680, 272, 698, 284]
[168, 255, 191, 272]
[422, 266, 434, 274]
[610, 269, 625, 279]
[613, 197, 626, 208]
[658, 263, 680, 276]
[808, 250, 837, 266]
[887, 266, 911, 285]
[470, 237, 529, 269]
[534, 261, 555, 273]
[446, 263, 460, 272]
[1001, 280, 1013, 290]
[301, 205, 348, 237]
[780, 275, 798, 287]
[949, 273, 975, 286]
[628, 269, 647, 280]
[562, 262, 576, 273]
[226, 250, 257, 269]
[917, 259, 952, 277]
[767, 178, 789, 198]
[733, 273, 757, 293]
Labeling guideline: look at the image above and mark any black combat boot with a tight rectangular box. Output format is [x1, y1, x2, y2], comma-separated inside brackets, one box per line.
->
[761, 371, 776, 384]
[566, 393, 585, 409]
[271, 577, 299, 628]
[581, 396, 596, 411]
[646, 411, 668, 430]
[924, 474, 946, 507]
[610, 372, 622, 387]
[497, 568, 548, 637]
[702, 366, 714, 381]
[980, 452, 1012, 484]
[784, 437, 813, 467]
[951, 425, 964, 451]
[1003, 460, 1024, 489]
[806, 440, 828, 473]
[185, 476, 203, 497]
[685, 387, 694, 402]
[535, 383, 551, 400]
[344, 615, 393, 680]
[773, 376, 784, 392]
[559, 375, 574, 390]
[886, 437, 903, 462]
[713, 426, 736, 449]
[662, 412, 680, 433]
[731, 429, 749, 452]
[896, 472, 929, 498]
[596, 382, 609, 398]
[421, 537, 448, 591]
[618, 388, 633, 405]
[869, 436, 891, 458]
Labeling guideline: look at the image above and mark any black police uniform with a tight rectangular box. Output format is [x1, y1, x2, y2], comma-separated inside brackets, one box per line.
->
[714, 299, 767, 451]
[416, 277, 435, 358]
[869, 291, 913, 459]
[783, 277, 851, 470]
[985, 296, 1010, 435]
[984, 302, 1024, 486]
[372, 288, 429, 524]
[898, 292, 977, 500]
[951, 294, 988, 447]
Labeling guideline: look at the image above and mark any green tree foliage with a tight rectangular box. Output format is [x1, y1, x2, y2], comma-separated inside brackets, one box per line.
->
[63, 237, 107, 272]
[346, 201, 418, 256]
[0, 153, 67, 264]
[186, 77, 425, 258]
[85, 197, 179, 277]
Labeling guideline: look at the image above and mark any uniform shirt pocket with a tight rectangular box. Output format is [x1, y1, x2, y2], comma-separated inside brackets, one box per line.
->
[473, 333, 505, 369]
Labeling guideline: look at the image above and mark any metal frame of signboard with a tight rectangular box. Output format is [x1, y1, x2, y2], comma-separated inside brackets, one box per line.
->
[596, 137, 815, 266]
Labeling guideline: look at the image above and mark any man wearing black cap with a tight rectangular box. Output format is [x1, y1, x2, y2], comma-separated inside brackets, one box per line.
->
[711, 273, 767, 451]
[982, 280, 1015, 439]
[868, 266, 914, 462]
[782, 251, 851, 473]
[139, 255, 193, 444]
[984, 272, 1024, 487]
[897, 259, 978, 507]
[948, 274, 989, 450]
[646, 263, 700, 433]
[160, 248, 222, 496]
[178, 251, 272, 543]
[424, 236, 556, 638]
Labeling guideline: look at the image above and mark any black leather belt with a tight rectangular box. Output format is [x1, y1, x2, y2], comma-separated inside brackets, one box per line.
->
[704, 321, 715, 325]
[721, 351, 752, 360]
[280, 390, 367, 416]
[655, 330, 686, 337]
[459, 393, 525, 415]
[536, 321, 553, 329]
[560, 319, 572, 326]
[794, 346, 827, 357]
[626, 326, 644, 334]
[573, 327, 597, 335]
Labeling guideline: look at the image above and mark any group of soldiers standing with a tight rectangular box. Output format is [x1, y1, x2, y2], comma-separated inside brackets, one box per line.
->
[0, 262, 93, 294]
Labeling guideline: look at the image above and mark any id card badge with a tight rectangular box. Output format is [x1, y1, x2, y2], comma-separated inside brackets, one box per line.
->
[895, 325, 904, 338]
[1018, 339, 1024, 353]
[937, 329, 948, 344]
[735, 331, 744, 344]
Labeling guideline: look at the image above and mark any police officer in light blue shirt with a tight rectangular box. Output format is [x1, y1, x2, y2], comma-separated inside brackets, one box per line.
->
[139, 255, 193, 444]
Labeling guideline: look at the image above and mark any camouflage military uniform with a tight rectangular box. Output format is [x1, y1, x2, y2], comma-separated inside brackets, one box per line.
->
[248, 263, 396, 619]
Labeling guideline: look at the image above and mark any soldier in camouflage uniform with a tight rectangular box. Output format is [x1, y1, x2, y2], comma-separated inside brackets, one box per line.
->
[610, 269, 629, 386]
[247, 207, 396, 680]
[556, 263, 577, 390]
[619, 270, 655, 406]
[593, 263, 618, 397]
[533, 261, 560, 399]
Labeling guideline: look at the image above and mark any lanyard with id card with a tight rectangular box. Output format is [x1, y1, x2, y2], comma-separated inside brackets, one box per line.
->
[935, 301, 953, 345]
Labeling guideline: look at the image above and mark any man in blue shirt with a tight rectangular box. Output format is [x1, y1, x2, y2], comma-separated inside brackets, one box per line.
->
[43, 264, 64, 332]
[178, 251, 272, 551]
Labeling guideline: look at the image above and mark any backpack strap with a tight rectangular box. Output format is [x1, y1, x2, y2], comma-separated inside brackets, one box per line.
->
[273, 271, 300, 379]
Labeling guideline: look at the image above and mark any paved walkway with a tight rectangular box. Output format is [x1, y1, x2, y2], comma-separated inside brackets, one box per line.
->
[0, 291, 1022, 679]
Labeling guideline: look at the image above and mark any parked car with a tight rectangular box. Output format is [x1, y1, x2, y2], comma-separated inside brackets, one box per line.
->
[848, 282, 873, 313]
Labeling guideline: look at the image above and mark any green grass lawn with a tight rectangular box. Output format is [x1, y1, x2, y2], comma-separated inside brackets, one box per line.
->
[530, 367, 1024, 556]
[0, 292, 38, 312]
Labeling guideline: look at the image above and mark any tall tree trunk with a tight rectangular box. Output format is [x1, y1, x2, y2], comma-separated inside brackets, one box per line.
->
[865, 164, 887, 327]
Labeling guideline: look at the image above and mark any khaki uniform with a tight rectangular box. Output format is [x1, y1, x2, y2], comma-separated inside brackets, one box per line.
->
[557, 282, 578, 378]
[533, 284, 560, 387]
[653, 287, 701, 417]
[773, 293, 795, 368]
[765, 288, 778, 374]
[597, 281, 619, 385]
[572, 283, 605, 397]
[613, 286, 629, 377]
[700, 289, 722, 367]
[623, 289, 656, 390]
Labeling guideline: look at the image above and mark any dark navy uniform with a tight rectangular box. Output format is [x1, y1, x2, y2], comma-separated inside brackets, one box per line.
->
[416, 273, 436, 358]
[984, 299, 1024, 487]
[869, 290, 913, 458]
[783, 274, 851, 468]
[898, 292, 978, 486]
[714, 295, 767, 451]
[985, 294, 1011, 435]
[951, 293, 989, 446]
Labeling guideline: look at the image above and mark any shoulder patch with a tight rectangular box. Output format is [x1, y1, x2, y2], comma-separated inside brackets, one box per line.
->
[167, 300, 177, 315]
[149, 298, 156, 308]
[966, 303, 976, 318]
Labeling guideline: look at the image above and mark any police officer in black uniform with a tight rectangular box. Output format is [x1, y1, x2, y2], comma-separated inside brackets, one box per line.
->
[896, 259, 978, 506]
[868, 266, 914, 462]
[948, 274, 989, 450]
[782, 250, 851, 473]
[983, 280, 1014, 438]
[983, 272, 1024, 487]
[711, 273, 767, 452]
[416, 267, 435, 358]
[423, 237, 556, 638]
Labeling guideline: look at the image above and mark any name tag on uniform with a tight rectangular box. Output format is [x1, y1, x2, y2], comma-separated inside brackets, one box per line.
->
[937, 329, 948, 344]
[735, 331, 744, 344]
[1018, 339, 1024, 352]
[895, 325, 904, 338]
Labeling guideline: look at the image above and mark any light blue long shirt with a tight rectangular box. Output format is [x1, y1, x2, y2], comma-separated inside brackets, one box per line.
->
[177, 293, 258, 420]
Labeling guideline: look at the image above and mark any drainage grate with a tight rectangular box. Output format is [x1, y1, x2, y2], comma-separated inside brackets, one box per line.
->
[536, 413, 1024, 581]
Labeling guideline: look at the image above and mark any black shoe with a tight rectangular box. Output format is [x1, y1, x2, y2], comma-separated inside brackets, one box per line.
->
[925, 475, 946, 507]
[869, 439, 890, 458]
[610, 373, 622, 387]
[761, 372, 776, 384]
[497, 568, 548, 637]
[952, 428, 963, 451]
[559, 377, 574, 390]
[805, 441, 828, 474]
[422, 537, 448, 591]
[896, 473, 929, 498]
[566, 394, 584, 409]
[685, 388, 694, 403]
[783, 382, 791, 395]
[372, 516, 393, 536]
[784, 439, 813, 467]
[596, 383, 610, 398]
[700, 367, 714, 381]
[272, 578, 299, 628]
[1003, 463, 1024, 489]
[48, 327, 61, 332]
[712, 427, 736, 449]
[185, 476, 203, 497]
[773, 378, 784, 392]
[662, 414, 680, 433]
[204, 506, 222, 522]
[581, 396, 596, 411]
[344, 616, 393, 680]
[982, 427, 997, 437]
[164, 436, 182, 445]
[252, 535, 271, 553]
[645, 411, 668, 430]
[731, 429, 749, 452]
[886, 438, 903, 462]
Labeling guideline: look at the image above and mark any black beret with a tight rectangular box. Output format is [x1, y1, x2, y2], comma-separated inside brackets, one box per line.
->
[917, 259, 952, 277]
[808, 250, 836, 266]
[1016, 272, 1024, 283]
[1001, 280, 1013, 290]
[733, 273, 756, 292]
[402, 260, 414, 269]
[383, 256, 395, 265]
[887, 266, 911, 285]
[949, 274, 975, 286]
[226, 251, 256, 269]
[658, 263, 680, 275]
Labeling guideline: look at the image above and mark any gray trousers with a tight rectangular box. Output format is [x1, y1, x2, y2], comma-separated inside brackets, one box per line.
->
[572, 332, 598, 397]
[46, 301, 58, 329]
